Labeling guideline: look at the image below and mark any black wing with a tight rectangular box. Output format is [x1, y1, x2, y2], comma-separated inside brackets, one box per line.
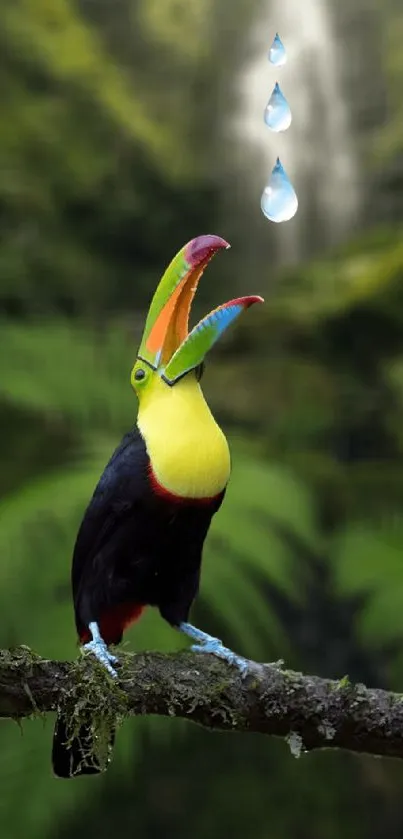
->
[71, 427, 149, 610]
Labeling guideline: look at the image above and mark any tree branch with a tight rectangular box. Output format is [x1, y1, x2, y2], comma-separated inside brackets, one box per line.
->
[2, 646, 403, 760]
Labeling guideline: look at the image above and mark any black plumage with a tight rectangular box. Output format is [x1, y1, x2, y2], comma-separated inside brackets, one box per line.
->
[52, 427, 225, 778]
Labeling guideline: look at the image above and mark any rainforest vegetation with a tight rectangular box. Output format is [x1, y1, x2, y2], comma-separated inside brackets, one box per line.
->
[1, 0, 403, 837]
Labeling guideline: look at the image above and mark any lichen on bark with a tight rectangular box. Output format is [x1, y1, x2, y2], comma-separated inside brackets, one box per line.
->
[0, 646, 403, 762]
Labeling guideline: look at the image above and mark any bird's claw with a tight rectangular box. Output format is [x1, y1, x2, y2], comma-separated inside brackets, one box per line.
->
[191, 637, 249, 676]
[83, 639, 119, 678]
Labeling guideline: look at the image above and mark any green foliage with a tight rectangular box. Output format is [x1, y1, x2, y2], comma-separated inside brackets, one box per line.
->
[332, 516, 403, 659]
[263, 228, 403, 326]
[2, 0, 403, 835]
[374, 0, 403, 161]
[0, 0, 235, 316]
[0, 319, 135, 433]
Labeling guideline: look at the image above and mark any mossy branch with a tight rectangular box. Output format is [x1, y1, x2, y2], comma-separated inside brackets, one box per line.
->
[2, 646, 403, 760]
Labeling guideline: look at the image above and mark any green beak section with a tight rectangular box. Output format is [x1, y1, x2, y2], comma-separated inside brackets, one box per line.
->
[163, 295, 263, 384]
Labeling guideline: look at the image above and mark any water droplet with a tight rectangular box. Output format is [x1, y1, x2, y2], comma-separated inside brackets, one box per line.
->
[264, 82, 292, 132]
[261, 158, 298, 223]
[268, 33, 287, 66]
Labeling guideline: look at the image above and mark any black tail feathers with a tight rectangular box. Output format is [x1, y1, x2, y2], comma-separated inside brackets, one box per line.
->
[52, 715, 115, 779]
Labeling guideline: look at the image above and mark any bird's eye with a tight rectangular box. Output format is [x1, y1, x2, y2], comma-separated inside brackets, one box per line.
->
[134, 368, 146, 382]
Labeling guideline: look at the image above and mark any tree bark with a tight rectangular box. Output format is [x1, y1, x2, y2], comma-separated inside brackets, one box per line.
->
[2, 646, 403, 760]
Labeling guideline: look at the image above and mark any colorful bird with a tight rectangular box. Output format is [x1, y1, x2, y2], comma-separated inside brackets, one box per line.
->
[52, 234, 263, 778]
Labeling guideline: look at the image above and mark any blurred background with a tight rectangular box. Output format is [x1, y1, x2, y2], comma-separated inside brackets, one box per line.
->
[1, 0, 403, 836]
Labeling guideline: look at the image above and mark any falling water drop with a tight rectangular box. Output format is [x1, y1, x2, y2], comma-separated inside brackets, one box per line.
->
[261, 158, 298, 223]
[264, 82, 292, 132]
[268, 33, 287, 66]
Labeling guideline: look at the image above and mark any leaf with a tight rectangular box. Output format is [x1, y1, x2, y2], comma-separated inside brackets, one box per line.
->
[330, 518, 403, 647]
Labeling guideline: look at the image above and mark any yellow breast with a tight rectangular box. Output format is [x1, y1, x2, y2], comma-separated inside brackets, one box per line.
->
[137, 374, 231, 499]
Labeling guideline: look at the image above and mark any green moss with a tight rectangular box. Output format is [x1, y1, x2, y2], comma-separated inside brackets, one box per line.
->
[0, 647, 49, 723]
[206, 677, 233, 697]
[1, 646, 42, 668]
[57, 656, 130, 773]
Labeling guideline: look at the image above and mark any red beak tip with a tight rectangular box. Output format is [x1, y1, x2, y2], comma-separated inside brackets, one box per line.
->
[244, 295, 264, 307]
[226, 295, 264, 310]
[186, 234, 230, 267]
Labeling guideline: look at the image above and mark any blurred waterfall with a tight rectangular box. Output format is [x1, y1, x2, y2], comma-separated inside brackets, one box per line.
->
[230, 0, 361, 264]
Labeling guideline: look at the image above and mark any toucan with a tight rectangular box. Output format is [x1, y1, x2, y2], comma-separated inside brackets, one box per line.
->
[52, 234, 263, 778]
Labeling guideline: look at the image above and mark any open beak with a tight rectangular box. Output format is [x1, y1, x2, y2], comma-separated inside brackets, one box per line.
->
[137, 235, 264, 385]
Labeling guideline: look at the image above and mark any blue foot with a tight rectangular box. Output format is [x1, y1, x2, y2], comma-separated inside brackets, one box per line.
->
[179, 622, 249, 676]
[83, 621, 119, 678]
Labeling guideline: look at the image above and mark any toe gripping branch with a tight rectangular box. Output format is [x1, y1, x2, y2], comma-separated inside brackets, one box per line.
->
[82, 620, 249, 679]
[179, 622, 249, 675]
[83, 622, 119, 677]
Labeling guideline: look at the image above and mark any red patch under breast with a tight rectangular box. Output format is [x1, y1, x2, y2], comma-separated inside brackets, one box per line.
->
[79, 602, 145, 646]
[148, 463, 222, 506]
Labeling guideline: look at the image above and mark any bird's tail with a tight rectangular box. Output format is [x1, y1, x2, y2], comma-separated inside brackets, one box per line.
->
[52, 714, 115, 779]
